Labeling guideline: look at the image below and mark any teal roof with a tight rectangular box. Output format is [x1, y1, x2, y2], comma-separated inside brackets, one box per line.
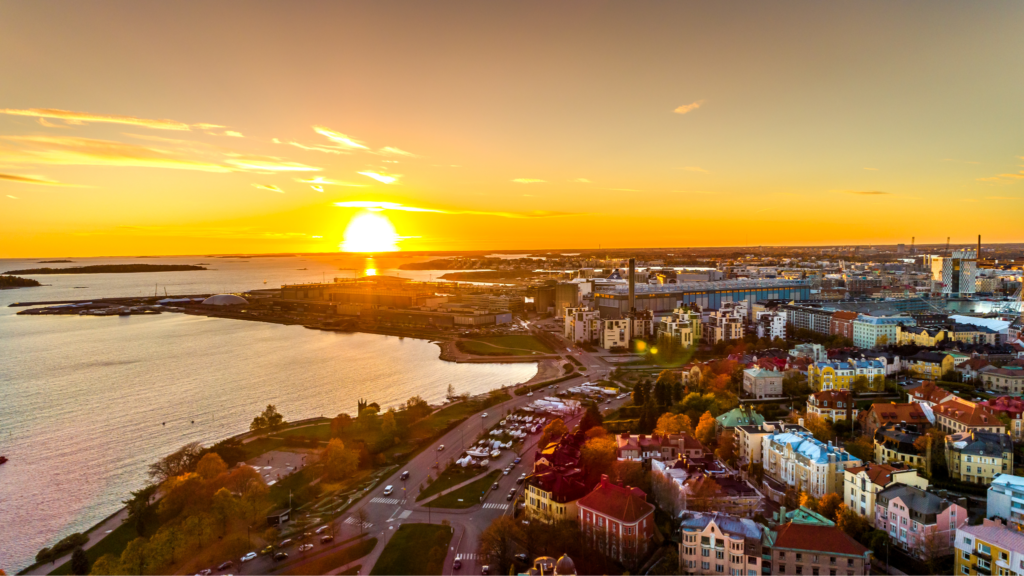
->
[716, 406, 765, 428]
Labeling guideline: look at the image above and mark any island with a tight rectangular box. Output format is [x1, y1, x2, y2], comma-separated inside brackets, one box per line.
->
[438, 270, 543, 281]
[37, 260, 74, 263]
[3, 264, 208, 275]
[0, 275, 42, 289]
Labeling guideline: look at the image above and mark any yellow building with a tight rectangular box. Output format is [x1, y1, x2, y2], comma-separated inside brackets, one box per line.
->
[524, 480, 581, 522]
[896, 326, 947, 347]
[946, 431, 1014, 485]
[843, 463, 928, 526]
[955, 520, 1024, 576]
[808, 360, 885, 392]
[906, 351, 955, 380]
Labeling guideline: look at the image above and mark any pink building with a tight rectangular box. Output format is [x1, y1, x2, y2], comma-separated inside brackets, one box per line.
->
[577, 475, 655, 565]
[874, 484, 967, 559]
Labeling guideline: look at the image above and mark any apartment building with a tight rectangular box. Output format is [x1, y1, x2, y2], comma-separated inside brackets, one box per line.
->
[874, 423, 930, 473]
[564, 307, 601, 344]
[755, 310, 786, 340]
[742, 367, 783, 399]
[704, 306, 745, 345]
[987, 474, 1024, 530]
[906, 351, 955, 380]
[979, 397, 1024, 441]
[808, 360, 885, 392]
[861, 402, 929, 438]
[907, 381, 955, 408]
[781, 303, 836, 335]
[761, 430, 862, 499]
[807, 389, 854, 422]
[946, 431, 1014, 485]
[678, 513, 766, 576]
[733, 422, 808, 468]
[955, 519, 1024, 576]
[897, 325, 948, 347]
[852, 315, 916, 349]
[875, 484, 967, 559]
[980, 367, 1024, 395]
[831, 310, 859, 340]
[934, 399, 1006, 435]
[657, 307, 702, 347]
[577, 475, 654, 564]
[843, 463, 928, 526]
[615, 432, 704, 462]
[600, 318, 631, 349]
[789, 343, 827, 362]
[770, 523, 872, 576]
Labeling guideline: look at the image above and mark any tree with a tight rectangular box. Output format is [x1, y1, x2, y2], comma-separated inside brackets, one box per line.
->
[478, 516, 522, 575]
[241, 477, 270, 523]
[817, 492, 843, 522]
[715, 431, 737, 467]
[871, 375, 886, 391]
[70, 548, 90, 576]
[330, 413, 353, 437]
[876, 335, 889, 347]
[632, 380, 651, 406]
[122, 485, 158, 537]
[651, 473, 681, 517]
[836, 504, 871, 542]
[689, 476, 720, 512]
[250, 404, 284, 431]
[579, 404, 604, 433]
[447, 383, 456, 400]
[585, 425, 607, 439]
[119, 537, 150, 576]
[580, 436, 617, 484]
[320, 438, 359, 482]
[381, 409, 397, 439]
[746, 462, 764, 484]
[845, 435, 874, 463]
[654, 413, 694, 436]
[211, 488, 240, 536]
[355, 508, 370, 536]
[195, 452, 228, 481]
[149, 525, 184, 568]
[851, 375, 870, 394]
[147, 442, 203, 483]
[803, 413, 834, 443]
[695, 411, 717, 447]
[89, 554, 121, 576]
[539, 419, 568, 447]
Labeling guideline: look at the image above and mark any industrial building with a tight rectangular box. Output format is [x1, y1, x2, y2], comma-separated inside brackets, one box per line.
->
[593, 278, 811, 317]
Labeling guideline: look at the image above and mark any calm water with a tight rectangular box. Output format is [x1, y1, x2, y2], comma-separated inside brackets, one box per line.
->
[0, 256, 536, 572]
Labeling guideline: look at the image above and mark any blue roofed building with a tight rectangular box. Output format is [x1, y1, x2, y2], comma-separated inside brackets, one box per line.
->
[761, 430, 862, 499]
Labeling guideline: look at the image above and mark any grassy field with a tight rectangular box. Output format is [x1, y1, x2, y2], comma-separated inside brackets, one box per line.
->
[281, 537, 377, 575]
[370, 524, 453, 576]
[46, 519, 139, 575]
[457, 335, 554, 356]
[426, 469, 502, 509]
[416, 466, 490, 501]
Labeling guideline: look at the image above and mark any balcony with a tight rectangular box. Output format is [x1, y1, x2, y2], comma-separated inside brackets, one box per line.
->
[974, 564, 991, 576]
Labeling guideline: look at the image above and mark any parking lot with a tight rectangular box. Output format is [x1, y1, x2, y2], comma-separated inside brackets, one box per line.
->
[247, 450, 310, 486]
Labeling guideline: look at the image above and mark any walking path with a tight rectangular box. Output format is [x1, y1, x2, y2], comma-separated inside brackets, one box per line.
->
[21, 508, 129, 575]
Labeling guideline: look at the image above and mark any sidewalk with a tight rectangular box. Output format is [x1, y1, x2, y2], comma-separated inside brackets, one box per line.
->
[21, 508, 129, 575]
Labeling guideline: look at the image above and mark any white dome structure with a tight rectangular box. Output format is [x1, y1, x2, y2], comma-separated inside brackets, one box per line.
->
[201, 294, 249, 306]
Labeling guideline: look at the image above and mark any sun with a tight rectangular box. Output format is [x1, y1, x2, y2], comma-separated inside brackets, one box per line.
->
[341, 211, 400, 253]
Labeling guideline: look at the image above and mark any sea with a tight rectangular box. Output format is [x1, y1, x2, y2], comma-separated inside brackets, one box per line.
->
[0, 254, 538, 573]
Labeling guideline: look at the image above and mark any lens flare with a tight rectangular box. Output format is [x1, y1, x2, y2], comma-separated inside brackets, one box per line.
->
[341, 211, 400, 253]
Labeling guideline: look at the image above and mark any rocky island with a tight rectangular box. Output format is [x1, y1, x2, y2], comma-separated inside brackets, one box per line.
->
[0, 275, 42, 289]
[4, 264, 208, 275]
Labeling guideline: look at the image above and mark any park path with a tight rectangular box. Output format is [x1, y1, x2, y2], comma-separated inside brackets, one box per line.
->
[21, 508, 129, 575]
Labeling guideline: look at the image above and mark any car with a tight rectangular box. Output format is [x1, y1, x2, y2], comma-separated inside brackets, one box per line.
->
[298, 543, 313, 552]
[400, 471, 410, 480]
[240, 552, 257, 563]
[216, 561, 234, 571]
[527, 392, 533, 396]
[273, 552, 289, 562]
[492, 482, 500, 490]
[515, 553, 528, 562]
[197, 570, 212, 576]
[315, 525, 329, 534]
[383, 485, 394, 495]
[279, 538, 293, 547]
[605, 399, 611, 404]
[303, 532, 313, 539]
[260, 545, 274, 555]
[516, 474, 526, 484]
[320, 534, 334, 544]
[438, 444, 445, 451]
[502, 468, 510, 475]
[513, 457, 521, 464]
[482, 413, 489, 418]
[453, 559, 462, 570]
[506, 491, 514, 501]
[482, 566, 491, 575]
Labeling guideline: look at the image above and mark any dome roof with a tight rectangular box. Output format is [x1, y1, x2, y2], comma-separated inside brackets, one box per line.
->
[201, 294, 248, 306]
[554, 555, 576, 575]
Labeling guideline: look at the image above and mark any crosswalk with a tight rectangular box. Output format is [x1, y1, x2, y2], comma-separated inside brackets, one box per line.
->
[344, 516, 373, 529]
[369, 496, 402, 505]
[482, 503, 508, 510]
[455, 553, 478, 561]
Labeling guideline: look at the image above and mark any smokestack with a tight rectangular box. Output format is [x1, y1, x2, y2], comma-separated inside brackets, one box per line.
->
[628, 257, 636, 315]
[978, 234, 981, 259]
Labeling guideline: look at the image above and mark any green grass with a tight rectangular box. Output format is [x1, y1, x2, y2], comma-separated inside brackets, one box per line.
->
[46, 519, 139, 575]
[416, 466, 490, 501]
[370, 524, 453, 576]
[408, 393, 511, 441]
[457, 335, 554, 356]
[282, 537, 377, 575]
[426, 469, 502, 509]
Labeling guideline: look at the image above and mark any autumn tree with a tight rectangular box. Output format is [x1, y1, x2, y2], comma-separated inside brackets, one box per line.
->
[585, 426, 607, 439]
[120, 537, 151, 576]
[715, 431, 737, 467]
[852, 375, 870, 394]
[89, 554, 121, 576]
[579, 403, 604, 433]
[539, 418, 568, 447]
[381, 409, 398, 439]
[250, 404, 284, 431]
[330, 413, 353, 437]
[803, 413, 834, 443]
[195, 452, 228, 481]
[689, 477, 720, 512]
[695, 411, 717, 446]
[651, 473, 681, 517]
[320, 438, 359, 482]
[478, 516, 523, 575]
[580, 436, 618, 484]
[242, 477, 270, 523]
[211, 488, 241, 536]
[817, 492, 843, 521]
[654, 413, 694, 436]
[147, 441, 203, 483]
[123, 484, 158, 537]
[836, 504, 871, 542]
[844, 435, 875, 463]
[149, 525, 184, 568]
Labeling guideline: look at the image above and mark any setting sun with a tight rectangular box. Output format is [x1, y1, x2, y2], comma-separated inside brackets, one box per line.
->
[340, 211, 400, 253]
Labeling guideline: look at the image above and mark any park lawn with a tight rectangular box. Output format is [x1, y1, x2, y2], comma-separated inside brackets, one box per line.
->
[426, 469, 502, 509]
[407, 393, 511, 441]
[370, 524, 453, 576]
[457, 340, 542, 356]
[416, 466, 490, 501]
[281, 537, 377, 575]
[458, 335, 554, 356]
[47, 519, 139, 576]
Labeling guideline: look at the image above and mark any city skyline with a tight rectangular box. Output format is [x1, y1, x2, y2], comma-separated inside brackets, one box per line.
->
[2, 1, 1022, 257]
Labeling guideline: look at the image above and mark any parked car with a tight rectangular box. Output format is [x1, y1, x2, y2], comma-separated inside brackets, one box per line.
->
[298, 543, 313, 552]
[197, 570, 212, 576]
[400, 471, 410, 480]
[438, 444, 445, 451]
[513, 457, 521, 464]
[216, 561, 234, 571]
[320, 534, 334, 544]
[279, 538, 293, 547]
[506, 491, 514, 501]
[482, 413, 489, 418]
[273, 552, 288, 562]
[383, 485, 394, 496]
[315, 525, 329, 534]
[453, 559, 462, 570]
[527, 392, 533, 396]
[482, 566, 491, 575]
[516, 474, 526, 484]
[240, 552, 257, 563]
[492, 482, 500, 490]
[259, 545, 274, 555]
[502, 468, 510, 475]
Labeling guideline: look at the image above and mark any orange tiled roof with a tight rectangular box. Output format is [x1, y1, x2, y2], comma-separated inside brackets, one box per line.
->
[934, 398, 1001, 428]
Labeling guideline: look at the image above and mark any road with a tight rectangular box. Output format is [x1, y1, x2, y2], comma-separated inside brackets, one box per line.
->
[238, 339, 632, 576]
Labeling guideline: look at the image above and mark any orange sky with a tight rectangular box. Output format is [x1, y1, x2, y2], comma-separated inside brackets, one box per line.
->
[1, 1, 1022, 257]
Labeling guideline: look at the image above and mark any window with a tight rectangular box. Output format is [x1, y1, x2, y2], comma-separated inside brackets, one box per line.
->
[703, 549, 710, 557]
[978, 543, 991, 555]
[717, 551, 724, 560]
[962, 551, 971, 561]
[702, 562, 710, 570]
[961, 567, 969, 575]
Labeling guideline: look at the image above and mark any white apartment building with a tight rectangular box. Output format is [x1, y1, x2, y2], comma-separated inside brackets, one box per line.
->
[601, 319, 631, 349]
[851, 315, 916, 348]
[755, 310, 786, 340]
[843, 463, 927, 526]
[657, 307, 702, 347]
[762, 430, 862, 499]
[564, 306, 601, 344]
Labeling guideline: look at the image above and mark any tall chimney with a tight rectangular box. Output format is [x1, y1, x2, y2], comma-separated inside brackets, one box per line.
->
[628, 257, 636, 315]
[978, 234, 981, 259]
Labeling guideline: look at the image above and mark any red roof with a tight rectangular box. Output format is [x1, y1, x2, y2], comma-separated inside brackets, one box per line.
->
[908, 381, 953, 404]
[773, 522, 869, 556]
[935, 398, 1002, 427]
[866, 402, 927, 423]
[577, 475, 654, 524]
[844, 462, 914, 487]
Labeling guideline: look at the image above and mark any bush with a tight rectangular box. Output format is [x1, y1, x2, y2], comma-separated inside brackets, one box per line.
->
[36, 532, 89, 564]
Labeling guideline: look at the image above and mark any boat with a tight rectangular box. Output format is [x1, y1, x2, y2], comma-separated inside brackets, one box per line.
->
[466, 448, 490, 458]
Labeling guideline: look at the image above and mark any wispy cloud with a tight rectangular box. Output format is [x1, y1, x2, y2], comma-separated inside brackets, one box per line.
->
[673, 100, 705, 115]
[358, 171, 400, 184]
[572, 178, 591, 183]
[6, 195, 18, 199]
[225, 158, 320, 172]
[512, 178, 545, 184]
[313, 126, 367, 150]
[835, 190, 890, 195]
[863, 167, 878, 171]
[0, 173, 85, 187]
[334, 201, 577, 219]
[253, 183, 284, 193]
[295, 176, 365, 187]
[223, 130, 244, 138]
[0, 135, 235, 172]
[0, 108, 224, 132]
[985, 196, 1019, 200]
[678, 166, 709, 173]
[377, 146, 417, 157]
[977, 172, 1024, 182]
[285, 140, 346, 154]
[310, 185, 323, 192]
